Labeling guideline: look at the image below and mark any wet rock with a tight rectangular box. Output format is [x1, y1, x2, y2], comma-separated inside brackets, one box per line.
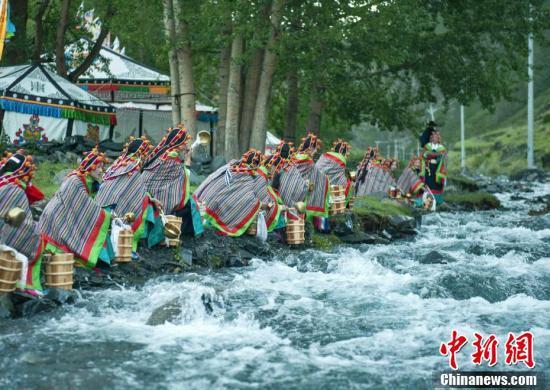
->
[510, 168, 548, 183]
[419, 250, 456, 264]
[339, 232, 378, 244]
[388, 215, 416, 235]
[329, 212, 356, 236]
[15, 297, 58, 317]
[99, 140, 124, 152]
[146, 297, 182, 325]
[43, 288, 78, 305]
[0, 294, 15, 318]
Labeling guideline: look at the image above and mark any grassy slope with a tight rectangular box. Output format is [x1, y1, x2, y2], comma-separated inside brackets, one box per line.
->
[33, 161, 76, 198]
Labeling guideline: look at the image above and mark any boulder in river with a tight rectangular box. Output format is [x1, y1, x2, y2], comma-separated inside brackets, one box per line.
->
[419, 250, 457, 264]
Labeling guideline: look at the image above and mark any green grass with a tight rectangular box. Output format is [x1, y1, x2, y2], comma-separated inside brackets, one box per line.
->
[444, 192, 501, 210]
[353, 195, 412, 217]
[33, 160, 75, 198]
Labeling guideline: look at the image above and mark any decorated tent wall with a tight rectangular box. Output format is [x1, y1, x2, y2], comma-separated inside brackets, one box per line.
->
[73, 40, 170, 103]
[0, 64, 116, 146]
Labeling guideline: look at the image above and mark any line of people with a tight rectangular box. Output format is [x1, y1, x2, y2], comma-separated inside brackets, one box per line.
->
[0, 125, 446, 296]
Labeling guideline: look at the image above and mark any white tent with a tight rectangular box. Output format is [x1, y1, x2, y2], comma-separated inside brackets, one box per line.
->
[0, 64, 116, 146]
[265, 131, 281, 154]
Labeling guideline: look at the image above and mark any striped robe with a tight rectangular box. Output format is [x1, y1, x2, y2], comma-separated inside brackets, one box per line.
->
[96, 163, 149, 233]
[276, 164, 309, 208]
[195, 167, 260, 236]
[142, 158, 189, 214]
[293, 155, 330, 217]
[253, 168, 281, 232]
[355, 164, 396, 196]
[0, 184, 43, 289]
[39, 175, 111, 268]
[316, 152, 352, 204]
[194, 160, 235, 200]
[397, 168, 424, 196]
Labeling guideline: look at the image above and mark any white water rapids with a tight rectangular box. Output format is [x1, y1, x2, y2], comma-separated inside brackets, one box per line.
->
[1, 183, 548, 389]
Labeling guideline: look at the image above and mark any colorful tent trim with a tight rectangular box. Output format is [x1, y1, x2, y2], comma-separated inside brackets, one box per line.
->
[0, 64, 116, 126]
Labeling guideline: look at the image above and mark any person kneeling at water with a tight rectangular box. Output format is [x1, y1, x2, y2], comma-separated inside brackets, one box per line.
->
[96, 137, 165, 254]
[316, 139, 353, 207]
[396, 156, 425, 205]
[142, 126, 203, 240]
[419, 124, 447, 205]
[39, 148, 114, 268]
[0, 152, 45, 293]
[194, 150, 263, 237]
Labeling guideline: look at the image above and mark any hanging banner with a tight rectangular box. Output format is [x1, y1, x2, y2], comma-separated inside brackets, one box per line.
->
[72, 120, 110, 142]
[3, 111, 68, 144]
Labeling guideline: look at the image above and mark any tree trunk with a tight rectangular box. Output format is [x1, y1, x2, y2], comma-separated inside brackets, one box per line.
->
[163, 0, 181, 125]
[306, 84, 324, 135]
[31, 0, 50, 64]
[216, 42, 231, 157]
[284, 69, 299, 143]
[249, 0, 285, 151]
[68, 27, 110, 82]
[239, 48, 264, 153]
[225, 33, 244, 160]
[55, 0, 71, 77]
[172, 0, 196, 142]
[5, 0, 29, 65]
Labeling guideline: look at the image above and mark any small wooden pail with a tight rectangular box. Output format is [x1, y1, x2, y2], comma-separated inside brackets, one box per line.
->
[45, 253, 74, 290]
[116, 229, 133, 263]
[0, 251, 22, 293]
[286, 209, 305, 245]
[164, 215, 182, 247]
[329, 185, 346, 215]
[247, 214, 258, 236]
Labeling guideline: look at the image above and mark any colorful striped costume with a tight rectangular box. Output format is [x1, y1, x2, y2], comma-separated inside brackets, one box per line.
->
[0, 183, 43, 290]
[96, 163, 151, 250]
[39, 174, 111, 268]
[293, 153, 330, 218]
[195, 165, 260, 236]
[253, 166, 282, 232]
[355, 163, 395, 196]
[276, 163, 309, 208]
[397, 167, 424, 197]
[316, 151, 352, 205]
[142, 157, 190, 214]
[421, 143, 447, 203]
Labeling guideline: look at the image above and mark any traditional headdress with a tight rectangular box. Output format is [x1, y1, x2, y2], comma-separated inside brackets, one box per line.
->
[408, 156, 422, 169]
[230, 149, 264, 174]
[262, 152, 289, 175]
[275, 140, 295, 160]
[420, 121, 439, 147]
[332, 139, 351, 156]
[104, 136, 153, 179]
[0, 151, 36, 187]
[144, 126, 190, 168]
[297, 132, 321, 154]
[71, 147, 108, 177]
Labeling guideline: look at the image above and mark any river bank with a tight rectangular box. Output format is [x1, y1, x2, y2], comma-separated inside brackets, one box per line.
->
[2, 168, 544, 319]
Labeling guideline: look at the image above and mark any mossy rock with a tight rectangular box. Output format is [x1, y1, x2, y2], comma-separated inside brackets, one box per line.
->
[310, 232, 341, 251]
[444, 192, 501, 211]
[448, 176, 479, 192]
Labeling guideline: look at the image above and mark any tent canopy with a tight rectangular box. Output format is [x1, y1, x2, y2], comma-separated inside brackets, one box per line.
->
[0, 63, 116, 125]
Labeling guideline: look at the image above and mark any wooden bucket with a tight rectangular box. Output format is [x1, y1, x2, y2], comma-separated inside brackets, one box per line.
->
[247, 214, 258, 236]
[116, 229, 133, 263]
[286, 209, 305, 245]
[329, 185, 346, 215]
[45, 253, 74, 290]
[0, 251, 22, 293]
[164, 215, 182, 247]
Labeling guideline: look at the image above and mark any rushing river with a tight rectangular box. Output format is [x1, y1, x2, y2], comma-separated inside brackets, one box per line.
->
[1, 183, 549, 389]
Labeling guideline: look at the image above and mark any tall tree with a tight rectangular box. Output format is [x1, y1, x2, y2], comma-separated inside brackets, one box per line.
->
[225, 33, 244, 159]
[4, 0, 29, 65]
[172, 0, 196, 139]
[163, 0, 181, 125]
[249, 0, 285, 151]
